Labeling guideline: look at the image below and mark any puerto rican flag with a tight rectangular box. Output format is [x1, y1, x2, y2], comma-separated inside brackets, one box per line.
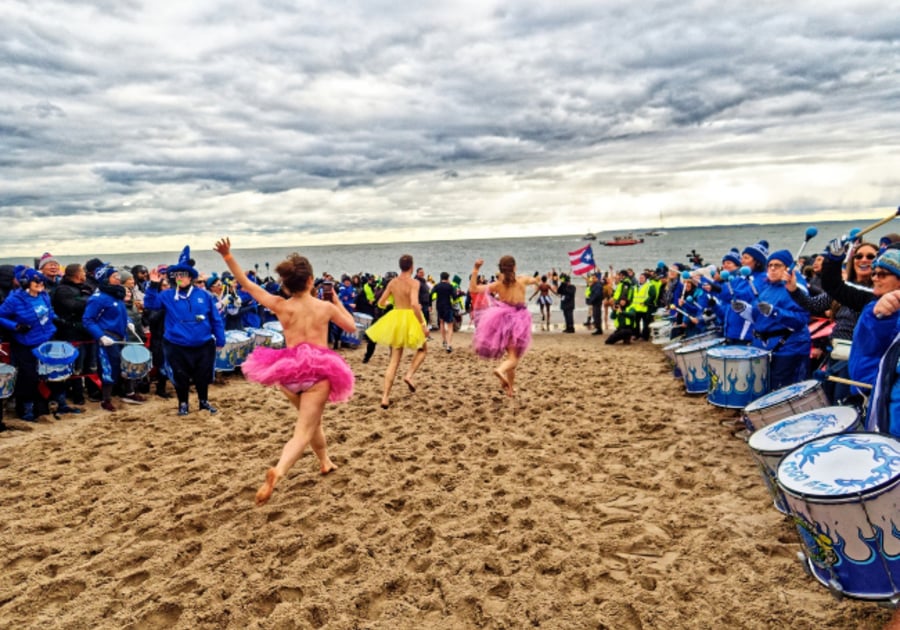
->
[568, 244, 596, 276]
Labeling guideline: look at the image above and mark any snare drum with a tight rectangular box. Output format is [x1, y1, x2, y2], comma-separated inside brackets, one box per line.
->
[742, 380, 828, 433]
[777, 432, 900, 600]
[245, 327, 276, 349]
[0, 363, 17, 398]
[262, 320, 283, 333]
[33, 341, 79, 381]
[674, 337, 725, 394]
[215, 330, 253, 372]
[747, 406, 860, 514]
[706, 346, 770, 409]
[649, 320, 672, 345]
[121, 344, 152, 380]
[268, 331, 285, 349]
[354, 313, 374, 331]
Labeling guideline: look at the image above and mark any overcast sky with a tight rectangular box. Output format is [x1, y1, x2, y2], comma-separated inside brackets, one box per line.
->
[2, 1, 899, 256]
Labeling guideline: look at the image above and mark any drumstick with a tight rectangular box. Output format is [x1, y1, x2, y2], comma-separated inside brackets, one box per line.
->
[854, 206, 900, 239]
[826, 375, 872, 390]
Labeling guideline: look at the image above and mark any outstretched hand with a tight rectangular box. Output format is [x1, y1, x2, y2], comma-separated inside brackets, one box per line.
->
[473, 258, 484, 270]
[149, 268, 162, 283]
[214, 238, 232, 258]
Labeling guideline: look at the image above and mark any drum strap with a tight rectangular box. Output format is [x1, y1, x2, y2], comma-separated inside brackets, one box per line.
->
[770, 329, 795, 353]
[753, 327, 795, 353]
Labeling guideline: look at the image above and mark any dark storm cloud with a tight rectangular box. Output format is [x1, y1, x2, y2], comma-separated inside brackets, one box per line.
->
[1, 0, 899, 255]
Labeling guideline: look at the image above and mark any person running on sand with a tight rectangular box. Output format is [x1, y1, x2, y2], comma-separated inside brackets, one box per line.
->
[214, 238, 356, 507]
[363, 254, 428, 409]
[470, 256, 540, 396]
[529, 275, 556, 331]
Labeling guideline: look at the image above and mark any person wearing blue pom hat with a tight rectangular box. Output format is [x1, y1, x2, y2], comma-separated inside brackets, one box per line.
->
[750, 249, 811, 390]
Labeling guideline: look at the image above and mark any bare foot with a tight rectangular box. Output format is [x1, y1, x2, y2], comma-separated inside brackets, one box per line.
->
[885, 608, 900, 630]
[320, 461, 338, 475]
[493, 368, 513, 396]
[255, 467, 281, 506]
[403, 377, 416, 393]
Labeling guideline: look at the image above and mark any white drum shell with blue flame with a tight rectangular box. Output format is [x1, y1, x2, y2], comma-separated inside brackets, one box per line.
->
[0, 363, 17, 399]
[245, 327, 277, 349]
[121, 344, 152, 380]
[747, 406, 859, 515]
[261, 321, 285, 348]
[33, 341, 79, 381]
[742, 379, 829, 433]
[649, 320, 672, 345]
[776, 432, 900, 600]
[215, 330, 253, 372]
[673, 338, 724, 394]
[706, 346, 770, 409]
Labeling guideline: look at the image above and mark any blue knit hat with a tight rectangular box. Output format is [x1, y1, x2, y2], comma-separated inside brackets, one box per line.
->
[873, 249, 900, 278]
[742, 240, 769, 267]
[721, 248, 741, 266]
[18, 267, 46, 285]
[767, 249, 793, 268]
[94, 263, 118, 284]
[205, 273, 220, 290]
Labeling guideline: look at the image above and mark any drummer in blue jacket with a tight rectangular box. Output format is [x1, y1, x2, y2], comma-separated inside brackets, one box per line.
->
[0, 267, 76, 420]
[143, 246, 225, 417]
[845, 247, 900, 390]
[751, 249, 812, 391]
[83, 263, 145, 411]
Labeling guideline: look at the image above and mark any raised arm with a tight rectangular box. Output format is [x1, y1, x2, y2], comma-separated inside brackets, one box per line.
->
[469, 259, 486, 294]
[214, 238, 283, 312]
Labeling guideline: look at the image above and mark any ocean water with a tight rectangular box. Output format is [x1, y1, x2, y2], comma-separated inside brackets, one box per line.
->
[2, 218, 892, 283]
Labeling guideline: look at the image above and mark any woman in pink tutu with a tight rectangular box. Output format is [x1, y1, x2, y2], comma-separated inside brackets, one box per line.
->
[469, 256, 540, 396]
[214, 238, 356, 506]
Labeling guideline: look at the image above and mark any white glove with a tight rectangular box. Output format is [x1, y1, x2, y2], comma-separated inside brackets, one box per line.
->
[99, 335, 115, 347]
[127, 322, 136, 332]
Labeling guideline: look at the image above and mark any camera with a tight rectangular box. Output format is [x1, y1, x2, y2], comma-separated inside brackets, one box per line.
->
[686, 249, 704, 266]
[321, 281, 334, 301]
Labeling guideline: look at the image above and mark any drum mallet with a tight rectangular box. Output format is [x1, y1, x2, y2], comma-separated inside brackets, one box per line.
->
[739, 266, 759, 296]
[790, 227, 818, 271]
[126, 322, 144, 344]
[851, 206, 900, 240]
[826, 375, 872, 390]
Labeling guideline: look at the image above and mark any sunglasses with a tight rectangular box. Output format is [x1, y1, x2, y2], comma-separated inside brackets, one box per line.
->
[854, 253, 877, 260]
[872, 270, 896, 279]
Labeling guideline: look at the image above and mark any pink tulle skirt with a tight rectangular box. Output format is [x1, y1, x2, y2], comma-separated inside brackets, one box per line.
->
[472, 301, 532, 360]
[241, 343, 355, 403]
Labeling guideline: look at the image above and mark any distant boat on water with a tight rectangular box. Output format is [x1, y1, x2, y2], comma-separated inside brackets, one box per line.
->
[644, 230, 667, 236]
[583, 231, 597, 240]
[603, 234, 644, 246]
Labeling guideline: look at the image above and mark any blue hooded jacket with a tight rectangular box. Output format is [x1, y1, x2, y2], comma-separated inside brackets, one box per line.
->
[0, 288, 57, 346]
[83, 289, 129, 341]
[144, 284, 226, 348]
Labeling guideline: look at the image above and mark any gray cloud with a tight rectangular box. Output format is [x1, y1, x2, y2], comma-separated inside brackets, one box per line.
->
[1, 0, 899, 255]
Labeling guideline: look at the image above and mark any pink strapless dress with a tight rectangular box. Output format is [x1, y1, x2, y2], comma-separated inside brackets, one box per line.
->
[241, 343, 355, 403]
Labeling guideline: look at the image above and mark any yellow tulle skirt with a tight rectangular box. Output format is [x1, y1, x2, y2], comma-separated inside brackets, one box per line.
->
[365, 309, 426, 350]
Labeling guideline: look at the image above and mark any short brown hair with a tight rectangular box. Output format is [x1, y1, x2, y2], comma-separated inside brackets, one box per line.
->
[399, 254, 413, 272]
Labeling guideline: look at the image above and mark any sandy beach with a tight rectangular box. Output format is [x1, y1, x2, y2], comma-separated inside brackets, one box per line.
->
[0, 328, 894, 629]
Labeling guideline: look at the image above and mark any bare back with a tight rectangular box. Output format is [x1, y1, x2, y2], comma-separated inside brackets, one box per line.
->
[272, 294, 343, 348]
[379, 275, 420, 310]
[489, 275, 538, 305]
